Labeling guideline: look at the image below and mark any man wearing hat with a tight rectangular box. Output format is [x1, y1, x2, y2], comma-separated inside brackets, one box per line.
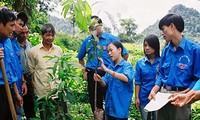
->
[77, 15, 129, 116]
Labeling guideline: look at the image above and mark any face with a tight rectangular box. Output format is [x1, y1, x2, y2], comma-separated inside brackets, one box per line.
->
[161, 24, 174, 42]
[42, 32, 55, 46]
[0, 20, 16, 38]
[107, 43, 121, 62]
[144, 41, 155, 56]
[19, 25, 29, 41]
[15, 19, 24, 35]
[94, 25, 102, 36]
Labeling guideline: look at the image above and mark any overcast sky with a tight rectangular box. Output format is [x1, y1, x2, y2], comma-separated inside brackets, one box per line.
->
[86, 0, 200, 33]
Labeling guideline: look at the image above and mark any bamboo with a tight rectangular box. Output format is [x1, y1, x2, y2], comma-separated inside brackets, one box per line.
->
[0, 59, 17, 120]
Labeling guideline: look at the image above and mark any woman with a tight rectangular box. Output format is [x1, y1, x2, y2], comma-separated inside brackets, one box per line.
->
[94, 41, 133, 120]
[134, 34, 160, 120]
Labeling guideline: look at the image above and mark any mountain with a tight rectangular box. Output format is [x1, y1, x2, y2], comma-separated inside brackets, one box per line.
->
[141, 4, 200, 43]
[48, 16, 74, 34]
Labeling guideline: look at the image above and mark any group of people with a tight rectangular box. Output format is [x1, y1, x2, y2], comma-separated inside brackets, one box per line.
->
[0, 7, 62, 120]
[78, 14, 200, 120]
[1, 5, 200, 120]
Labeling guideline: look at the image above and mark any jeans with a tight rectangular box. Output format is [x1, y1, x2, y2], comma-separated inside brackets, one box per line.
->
[140, 105, 157, 120]
[16, 107, 23, 120]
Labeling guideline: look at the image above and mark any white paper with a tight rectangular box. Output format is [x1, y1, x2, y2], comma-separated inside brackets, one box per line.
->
[144, 92, 172, 112]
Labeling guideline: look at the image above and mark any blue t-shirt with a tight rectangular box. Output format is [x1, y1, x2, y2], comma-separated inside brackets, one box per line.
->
[102, 59, 133, 118]
[0, 38, 18, 84]
[77, 32, 128, 69]
[155, 36, 200, 89]
[135, 57, 160, 106]
[11, 38, 23, 93]
[193, 80, 200, 90]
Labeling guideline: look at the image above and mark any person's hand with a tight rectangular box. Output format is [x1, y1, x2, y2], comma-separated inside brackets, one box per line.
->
[93, 73, 102, 82]
[0, 47, 4, 59]
[135, 98, 140, 110]
[22, 81, 27, 96]
[83, 71, 88, 81]
[170, 90, 195, 107]
[148, 90, 156, 101]
[98, 58, 108, 72]
[16, 93, 23, 108]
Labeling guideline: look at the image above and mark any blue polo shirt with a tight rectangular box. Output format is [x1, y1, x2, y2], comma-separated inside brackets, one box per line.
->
[135, 57, 160, 106]
[155, 36, 200, 89]
[193, 80, 200, 90]
[77, 32, 128, 69]
[102, 59, 133, 118]
[0, 38, 18, 85]
[11, 38, 23, 93]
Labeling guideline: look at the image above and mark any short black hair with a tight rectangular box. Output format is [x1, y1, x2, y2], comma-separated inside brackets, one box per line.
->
[41, 23, 55, 35]
[17, 12, 28, 26]
[0, 7, 16, 26]
[91, 15, 102, 24]
[159, 14, 184, 32]
[143, 34, 160, 57]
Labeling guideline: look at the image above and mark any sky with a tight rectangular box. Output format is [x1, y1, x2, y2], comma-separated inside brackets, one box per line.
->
[53, 0, 200, 34]
[85, 0, 200, 33]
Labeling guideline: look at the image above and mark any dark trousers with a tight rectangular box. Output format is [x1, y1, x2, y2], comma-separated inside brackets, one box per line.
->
[106, 114, 128, 120]
[86, 68, 106, 113]
[23, 74, 36, 119]
[0, 84, 15, 120]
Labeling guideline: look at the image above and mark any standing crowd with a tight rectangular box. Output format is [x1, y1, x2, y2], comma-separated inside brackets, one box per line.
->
[0, 6, 200, 120]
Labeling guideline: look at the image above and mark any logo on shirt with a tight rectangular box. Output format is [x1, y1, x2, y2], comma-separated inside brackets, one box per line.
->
[178, 55, 190, 69]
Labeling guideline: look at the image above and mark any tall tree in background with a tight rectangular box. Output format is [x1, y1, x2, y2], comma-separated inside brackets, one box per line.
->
[118, 18, 138, 43]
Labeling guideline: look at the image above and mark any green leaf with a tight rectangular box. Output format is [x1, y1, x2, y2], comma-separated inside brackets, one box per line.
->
[58, 66, 64, 79]
[61, 0, 73, 18]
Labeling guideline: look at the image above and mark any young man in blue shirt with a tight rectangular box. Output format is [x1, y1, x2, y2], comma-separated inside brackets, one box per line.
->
[0, 7, 20, 120]
[148, 14, 200, 120]
[11, 12, 29, 120]
[77, 16, 129, 114]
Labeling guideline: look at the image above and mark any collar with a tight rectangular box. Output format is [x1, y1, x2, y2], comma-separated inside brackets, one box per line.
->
[111, 58, 125, 68]
[88, 32, 106, 40]
[169, 35, 186, 51]
[38, 43, 55, 50]
[144, 56, 160, 64]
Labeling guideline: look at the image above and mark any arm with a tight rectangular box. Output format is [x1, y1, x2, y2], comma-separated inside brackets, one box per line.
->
[148, 85, 160, 100]
[79, 59, 87, 80]
[14, 83, 23, 108]
[21, 75, 27, 96]
[105, 68, 129, 82]
[93, 73, 107, 87]
[135, 85, 140, 110]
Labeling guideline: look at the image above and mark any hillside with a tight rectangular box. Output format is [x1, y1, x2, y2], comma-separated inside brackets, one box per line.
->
[48, 16, 74, 34]
[142, 4, 200, 43]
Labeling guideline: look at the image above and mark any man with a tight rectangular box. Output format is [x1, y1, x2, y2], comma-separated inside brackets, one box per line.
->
[11, 12, 28, 120]
[17, 25, 36, 119]
[0, 7, 20, 120]
[27, 23, 62, 119]
[77, 15, 129, 114]
[148, 14, 200, 120]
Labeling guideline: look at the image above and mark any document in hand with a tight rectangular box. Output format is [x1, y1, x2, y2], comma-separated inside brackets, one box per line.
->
[144, 92, 172, 112]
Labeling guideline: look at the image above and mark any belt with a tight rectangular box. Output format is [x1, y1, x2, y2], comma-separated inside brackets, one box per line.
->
[163, 85, 187, 91]
[0, 84, 14, 89]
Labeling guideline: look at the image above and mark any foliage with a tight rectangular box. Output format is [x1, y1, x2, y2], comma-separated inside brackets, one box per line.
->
[55, 32, 89, 51]
[34, 51, 83, 119]
[192, 101, 200, 120]
[61, 0, 92, 32]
